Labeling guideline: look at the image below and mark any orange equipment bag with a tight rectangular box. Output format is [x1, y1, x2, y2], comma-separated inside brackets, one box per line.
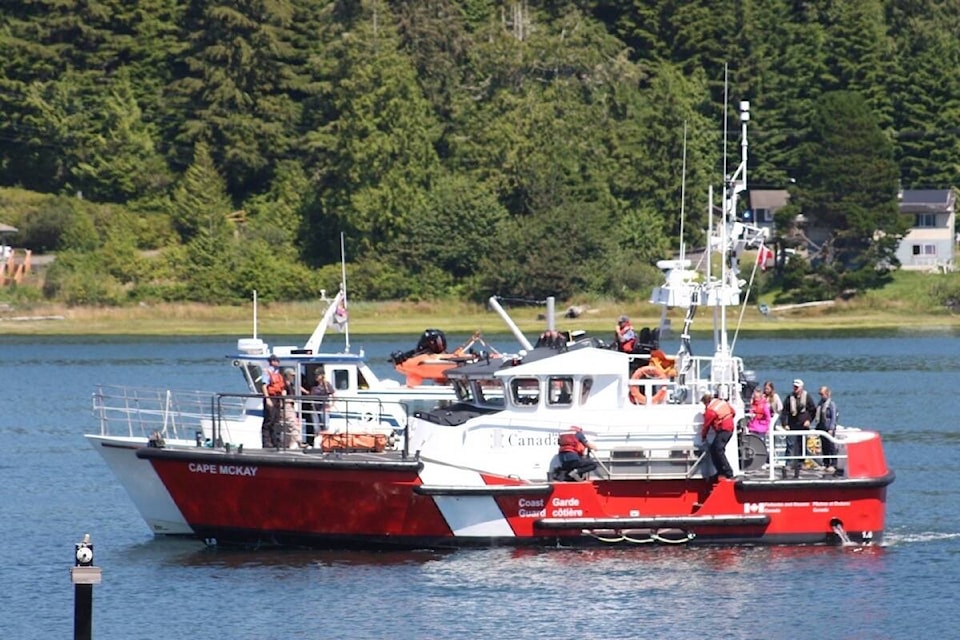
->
[320, 433, 387, 453]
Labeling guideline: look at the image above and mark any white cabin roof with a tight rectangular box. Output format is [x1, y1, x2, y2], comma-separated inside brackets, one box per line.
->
[494, 347, 625, 378]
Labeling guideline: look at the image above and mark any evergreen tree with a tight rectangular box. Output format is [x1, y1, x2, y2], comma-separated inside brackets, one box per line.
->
[304, 2, 442, 263]
[170, 0, 306, 195]
[888, 1, 960, 187]
[820, 0, 895, 131]
[790, 91, 906, 297]
[170, 141, 234, 243]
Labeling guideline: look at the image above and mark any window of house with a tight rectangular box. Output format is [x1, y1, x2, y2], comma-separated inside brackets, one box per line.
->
[756, 208, 774, 223]
[915, 213, 937, 227]
[924, 244, 937, 255]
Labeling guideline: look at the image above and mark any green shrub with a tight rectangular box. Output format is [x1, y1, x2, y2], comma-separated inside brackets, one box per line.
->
[42, 251, 127, 305]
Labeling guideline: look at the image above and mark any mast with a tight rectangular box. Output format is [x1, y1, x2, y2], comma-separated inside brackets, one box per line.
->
[340, 233, 350, 353]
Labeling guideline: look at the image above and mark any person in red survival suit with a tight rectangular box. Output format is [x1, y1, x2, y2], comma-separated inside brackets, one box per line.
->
[556, 426, 598, 481]
[700, 392, 735, 482]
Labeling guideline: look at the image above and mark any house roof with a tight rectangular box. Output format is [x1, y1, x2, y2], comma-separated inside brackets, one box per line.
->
[899, 189, 956, 213]
[748, 190, 789, 210]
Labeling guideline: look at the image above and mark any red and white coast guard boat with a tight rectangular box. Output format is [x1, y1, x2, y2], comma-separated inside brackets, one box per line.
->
[90, 103, 893, 547]
[86, 288, 458, 535]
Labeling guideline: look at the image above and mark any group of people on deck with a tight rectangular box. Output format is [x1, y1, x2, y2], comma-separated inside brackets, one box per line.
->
[545, 313, 842, 483]
[260, 354, 336, 449]
[745, 379, 840, 478]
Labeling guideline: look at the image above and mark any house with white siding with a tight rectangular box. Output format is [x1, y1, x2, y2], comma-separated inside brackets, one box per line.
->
[896, 189, 956, 271]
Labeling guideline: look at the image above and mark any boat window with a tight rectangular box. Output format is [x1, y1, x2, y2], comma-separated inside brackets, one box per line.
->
[476, 379, 505, 407]
[580, 377, 594, 404]
[547, 376, 574, 406]
[356, 370, 369, 390]
[333, 369, 350, 391]
[453, 380, 471, 402]
[511, 378, 540, 406]
[242, 363, 262, 392]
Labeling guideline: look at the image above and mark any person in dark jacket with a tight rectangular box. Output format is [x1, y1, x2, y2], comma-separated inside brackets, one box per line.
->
[816, 386, 840, 476]
[781, 378, 817, 478]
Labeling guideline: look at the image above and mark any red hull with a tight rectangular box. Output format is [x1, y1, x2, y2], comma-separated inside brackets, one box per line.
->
[138, 447, 892, 548]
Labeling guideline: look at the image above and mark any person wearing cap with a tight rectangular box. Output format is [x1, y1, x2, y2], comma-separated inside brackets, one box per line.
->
[555, 426, 598, 481]
[700, 392, 736, 481]
[615, 315, 637, 353]
[308, 367, 336, 442]
[780, 378, 817, 478]
[259, 355, 286, 448]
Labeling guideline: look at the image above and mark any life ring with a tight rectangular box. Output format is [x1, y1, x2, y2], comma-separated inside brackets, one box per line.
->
[630, 365, 668, 405]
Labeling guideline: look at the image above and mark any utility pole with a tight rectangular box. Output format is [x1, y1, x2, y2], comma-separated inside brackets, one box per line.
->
[70, 533, 101, 640]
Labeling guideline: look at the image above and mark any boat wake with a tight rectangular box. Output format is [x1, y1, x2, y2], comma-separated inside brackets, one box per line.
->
[882, 531, 960, 546]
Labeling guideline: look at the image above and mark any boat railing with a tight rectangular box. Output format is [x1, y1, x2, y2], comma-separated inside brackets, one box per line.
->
[625, 353, 734, 407]
[585, 428, 706, 479]
[763, 427, 849, 479]
[91, 385, 247, 441]
[212, 392, 415, 454]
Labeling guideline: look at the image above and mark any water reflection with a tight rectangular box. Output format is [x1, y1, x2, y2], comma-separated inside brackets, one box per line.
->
[119, 538, 451, 569]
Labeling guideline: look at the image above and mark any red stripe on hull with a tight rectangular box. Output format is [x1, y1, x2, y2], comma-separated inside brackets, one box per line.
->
[146, 454, 891, 547]
[495, 479, 888, 543]
[149, 459, 454, 539]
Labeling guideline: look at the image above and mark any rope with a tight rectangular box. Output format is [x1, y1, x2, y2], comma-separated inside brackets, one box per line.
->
[585, 529, 695, 545]
[730, 241, 764, 353]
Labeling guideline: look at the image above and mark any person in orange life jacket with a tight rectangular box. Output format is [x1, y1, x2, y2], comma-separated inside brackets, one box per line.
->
[700, 393, 735, 481]
[557, 426, 598, 481]
[260, 354, 286, 448]
[781, 378, 817, 478]
[615, 315, 637, 353]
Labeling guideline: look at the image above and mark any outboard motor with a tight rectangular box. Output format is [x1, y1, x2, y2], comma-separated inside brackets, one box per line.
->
[390, 328, 448, 365]
[634, 327, 660, 355]
[416, 328, 448, 355]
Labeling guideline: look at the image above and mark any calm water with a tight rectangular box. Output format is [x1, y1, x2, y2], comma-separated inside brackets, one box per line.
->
[2, 329, 960, 640]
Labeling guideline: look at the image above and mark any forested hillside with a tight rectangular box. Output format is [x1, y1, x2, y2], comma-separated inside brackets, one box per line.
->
[0, 0, 957, 305]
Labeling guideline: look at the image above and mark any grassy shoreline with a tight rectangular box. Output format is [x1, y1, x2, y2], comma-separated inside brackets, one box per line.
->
[1, 298, 958, 337]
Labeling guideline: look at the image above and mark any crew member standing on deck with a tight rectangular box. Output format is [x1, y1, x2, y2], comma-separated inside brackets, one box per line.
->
[816, 386, 840, 476]
[309, 368, 336, 438]
[781, 378, 817, 478]
[700, 393, 735, 482]
[260, 354, 286, 448]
